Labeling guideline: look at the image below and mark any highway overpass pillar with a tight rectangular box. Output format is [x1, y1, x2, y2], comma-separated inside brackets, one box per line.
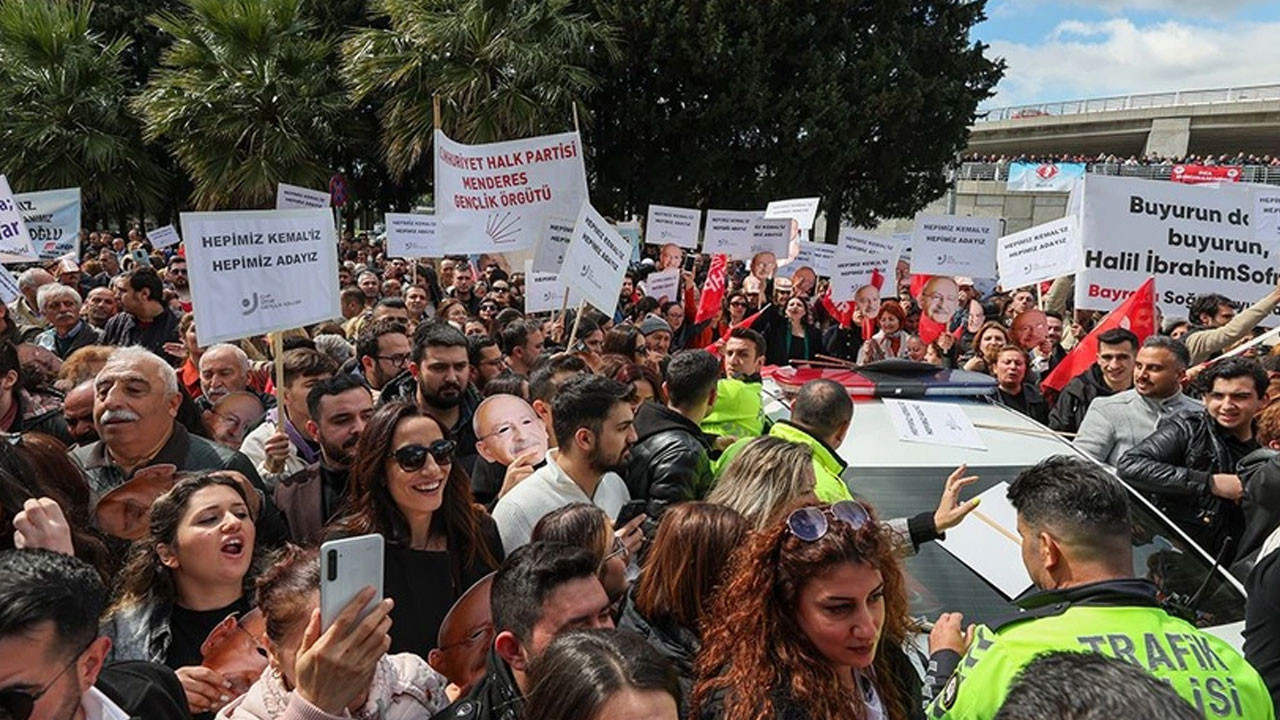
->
[1144, 117, 1191, 159]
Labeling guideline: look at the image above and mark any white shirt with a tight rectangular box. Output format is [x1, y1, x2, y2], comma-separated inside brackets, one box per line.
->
[82, 686, 130, 720]
[491, 449, 630, 555]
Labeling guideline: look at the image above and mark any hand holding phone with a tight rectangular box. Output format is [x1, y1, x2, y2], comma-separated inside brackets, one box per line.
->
[320, 534, 384, 630]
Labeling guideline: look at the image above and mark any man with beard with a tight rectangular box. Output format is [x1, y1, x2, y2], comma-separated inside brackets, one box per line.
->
[83, 286, 119, 331]
[449, 262, 483, 316]
[62, 379, 98, 447]
[166, 256, 191, 312]
[355, 318, 411, 395]
[491, 374, 636, 554]
[274, 374, 375, 544]
[102, 267, 182, 364]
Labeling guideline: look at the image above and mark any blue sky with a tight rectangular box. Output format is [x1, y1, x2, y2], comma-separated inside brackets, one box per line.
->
[973, 0, 1280, 108]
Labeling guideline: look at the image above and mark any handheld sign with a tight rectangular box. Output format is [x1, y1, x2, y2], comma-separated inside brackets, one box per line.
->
[764, 197, 821, 229]
[148, 224, 181, 250]
[531, 214, 575, 274]
[181, 209, 340, 345]
[275, 183, 331, 210]
[748, 218, 790, 258]
[0, 267, 20, 304]
[644, 205, 701, 249]
[557, 201, 632, 316]
[829, 231, 902, 303]
[1254, 188, 1280, 245]
[15, 187, 80, 260]
[996, 216, 1082, 289]
[792, 241, 837, 277]
[524, 260, 582, 314]
[385, 213, 437, 258]
[0, 176, 37, 263]
[644, 269, 680, 302]
[703, 209, 762, 258]
[911, 214, 1001, 279]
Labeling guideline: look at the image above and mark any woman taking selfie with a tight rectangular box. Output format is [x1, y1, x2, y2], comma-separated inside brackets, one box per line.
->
[329, 402, 502, 656]
[104, 473, 263, 717]
[691, 500, 924, 720]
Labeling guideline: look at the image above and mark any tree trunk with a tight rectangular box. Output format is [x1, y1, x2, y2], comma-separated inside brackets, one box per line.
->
[824, 185, 843, 244]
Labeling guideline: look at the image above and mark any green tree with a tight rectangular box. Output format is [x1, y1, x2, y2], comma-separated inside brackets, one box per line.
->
[134, 0, 350, 210]
[0, 0, 168, 218]
[342, 0, 620, 180]
[586, 0, 1004, 239]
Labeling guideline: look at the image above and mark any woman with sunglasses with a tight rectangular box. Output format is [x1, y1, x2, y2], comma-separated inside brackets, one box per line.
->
[219, 544, 450, 720]
[104, 473, 263, 717]
[328, 402, 502, 657]
[603, 327, 652, 371]
[691, 500, 925, 720]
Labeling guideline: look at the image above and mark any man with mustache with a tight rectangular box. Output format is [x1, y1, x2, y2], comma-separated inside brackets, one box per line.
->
[382, 322, 481, 474]
[34, 283, 100, 359]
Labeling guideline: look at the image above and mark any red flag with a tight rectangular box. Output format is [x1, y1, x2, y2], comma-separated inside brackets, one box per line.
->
[722, 304, 770, 341]
[1041, 277, 1157, 394]
[695, 254, 728, 325]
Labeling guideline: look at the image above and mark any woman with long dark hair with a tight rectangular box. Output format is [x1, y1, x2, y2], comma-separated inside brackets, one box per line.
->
[328, 402, 502, 656]
[603, 326, 652, 369]
[525, 630, 682, 720]
[765, 296, 822, 366]
[691, 500, 924, 720]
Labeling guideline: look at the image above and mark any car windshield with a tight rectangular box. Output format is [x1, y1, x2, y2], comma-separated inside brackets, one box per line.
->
[851, 465, 1245, 628]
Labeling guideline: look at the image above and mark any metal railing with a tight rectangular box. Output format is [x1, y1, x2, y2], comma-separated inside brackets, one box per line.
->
[956, 162, 1280, 186]
[977, 83, 1280, 123]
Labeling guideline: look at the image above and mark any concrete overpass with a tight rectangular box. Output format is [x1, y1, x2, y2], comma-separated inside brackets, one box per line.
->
[967, 84, 1280, 158]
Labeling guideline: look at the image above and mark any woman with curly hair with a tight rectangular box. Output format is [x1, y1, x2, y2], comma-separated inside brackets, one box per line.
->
[962, 321, 1011, 376]
[691, 500, 924, 720]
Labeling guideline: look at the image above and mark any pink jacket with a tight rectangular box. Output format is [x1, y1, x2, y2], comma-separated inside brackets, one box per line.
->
[217, 653, 448, 720]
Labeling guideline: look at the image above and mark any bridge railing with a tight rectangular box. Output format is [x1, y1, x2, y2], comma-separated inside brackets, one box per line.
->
[957, 162, 1280, 186]
[977, 84, 1280, 123]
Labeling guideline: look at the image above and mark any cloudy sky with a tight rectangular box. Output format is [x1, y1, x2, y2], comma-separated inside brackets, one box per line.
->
[975, 0, 1280, 109]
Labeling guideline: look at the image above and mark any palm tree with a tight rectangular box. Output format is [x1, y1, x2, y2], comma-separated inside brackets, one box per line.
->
[133, 0, 349, 210]
[0, 0, 168, 219]
[342, 0, 619, 180]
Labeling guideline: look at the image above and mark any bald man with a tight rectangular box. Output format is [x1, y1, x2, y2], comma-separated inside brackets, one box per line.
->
[918, 276, 960, 327]
[471, 393, 550, 505]
[658, 243, 684, 271]
[1011, 308, 1049, 352]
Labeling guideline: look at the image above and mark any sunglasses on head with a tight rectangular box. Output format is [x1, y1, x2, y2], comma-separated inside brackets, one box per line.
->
[388, 439, 456, 472]
[786, 500, 872, 542]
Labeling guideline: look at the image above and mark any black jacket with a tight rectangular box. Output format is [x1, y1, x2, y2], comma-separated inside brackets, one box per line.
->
[430, 648, 523, 720]
[1246, 541, 1280, 709]
[996, 382, 1050, 426]
[1117, 410, 1256, 558]
[625, 402, 713, 518]
[1048, 364, 1120, 434]
[1234, 448, 1280, 573]
[618, 597, 699, 706]
[95, 660, 189, 720]
[101, 308, 182, 365]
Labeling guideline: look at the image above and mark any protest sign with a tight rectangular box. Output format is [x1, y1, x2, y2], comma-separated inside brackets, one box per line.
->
[1006, 162, 1085, 193]
[523, 260, 581, 314]
[748, 218, 791, 258]
[148, 225, 181, 250]
[1074, 175, 1280, 316]
[937, 482, 1032, 599]
[644, 205, 701, 249]
[883, 399, 987, 451]
[434, 128, 587, 255]
[703, 209, 762, 258]
[644, 269, 680, 302]
[275, 183, 331, 210]
[1254, 188, 1280, 245]
[829, 231, 902, 303]
[557, 202, 632, 315]
[0, 267, 20, 304]
[0, 176, 37, 263]
[385, 213, 437, 258]
[764, 197, 821, 229]
[1171, 165, 1241, 185]
[14, 188, 80, 259]
[996, 216, 1082, 289]
[791, 241, 838, 276]
[910, 214, 1001, 279]
[181, 208, 340, 345]
[531, 215, 575, 274]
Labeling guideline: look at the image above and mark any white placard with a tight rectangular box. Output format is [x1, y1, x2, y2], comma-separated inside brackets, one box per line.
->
[181, 209, 340, 344]
[531, 214, 575, 273]
[996, 216, 1082, 289]
[911, 214, 1001, 278]
[1254, 188, 1280, 245]
[829, 231, 902, 303]
[644, 268, 680, 302]
[385, 213, 437, 258]
[644, 204, 701, 249]
[791, 241, 838, 276]
[275, 183, 330, 210]
[936, 482, 1033, 599]
[434, 128, 587, 255]
[748, 218, 790, 258]
[15, 187, 80, 259]
[882, 399, 987, 450]
[764, 197, 821, 229]
[0, 267, 20, 304]
[523, 260, 582, 314]
[556, 201, 632, 315]
[147, 224, 181, 250]
[0, 176, 37, 263]
[1074, 175, 1279, 316]
[703, 209, 762, 258]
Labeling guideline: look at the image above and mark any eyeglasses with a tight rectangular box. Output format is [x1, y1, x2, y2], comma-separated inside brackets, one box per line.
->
[605, 534, 630, 563]
[479, 305, 498, 313]
[388, 439, 456, 472]
[786, 500, 871, 542]
[0, 643, 89, 720]
[729, 301, 747, 307]
[376, 353, 412, 367]
[493, 286, 510, 293]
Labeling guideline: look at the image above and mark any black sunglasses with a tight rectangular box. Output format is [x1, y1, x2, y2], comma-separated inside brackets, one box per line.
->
[0, 643, 88, 720]
[388, 439, 456, 472]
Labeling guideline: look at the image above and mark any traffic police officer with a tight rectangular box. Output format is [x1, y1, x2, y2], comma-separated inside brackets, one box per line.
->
[925, 456, 1273, 719]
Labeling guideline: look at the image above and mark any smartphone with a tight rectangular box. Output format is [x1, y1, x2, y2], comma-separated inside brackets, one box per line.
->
[320, 534, 384, 630]
[682, 254, 696, 272]
[130, 248, 152, 268]
[616, 500, 648, 527]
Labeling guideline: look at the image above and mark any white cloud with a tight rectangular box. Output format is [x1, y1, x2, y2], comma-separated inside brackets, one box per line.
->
[993, 0, 1261, 17]
[986, 18, 1280, 107]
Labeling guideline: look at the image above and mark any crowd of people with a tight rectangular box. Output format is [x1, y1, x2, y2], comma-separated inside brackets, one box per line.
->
[964, 152, 1280, 167]
[1, 226, 1280, 720]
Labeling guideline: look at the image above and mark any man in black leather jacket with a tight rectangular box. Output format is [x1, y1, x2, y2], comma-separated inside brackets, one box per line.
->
[1117, 357, 1267, 559]
[625, 349, 720, 519]
[431, 542, 613, 720]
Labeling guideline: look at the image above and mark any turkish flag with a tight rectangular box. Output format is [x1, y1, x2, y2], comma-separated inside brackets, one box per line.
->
[1041, 277, 1157, 394]
[695, 254, 728, 325]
